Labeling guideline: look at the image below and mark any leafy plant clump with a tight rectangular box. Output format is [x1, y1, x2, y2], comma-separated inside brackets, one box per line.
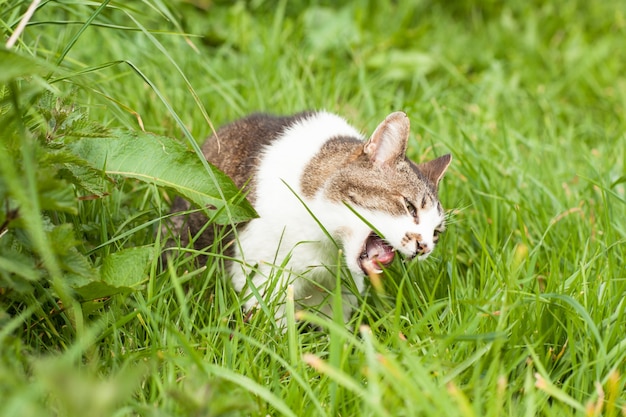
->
[0, 81, 253, 326]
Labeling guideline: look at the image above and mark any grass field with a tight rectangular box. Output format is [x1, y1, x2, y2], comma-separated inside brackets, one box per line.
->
[1, 0, 625, 416]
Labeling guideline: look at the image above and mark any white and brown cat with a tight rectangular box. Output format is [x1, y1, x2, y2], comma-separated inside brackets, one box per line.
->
[167, 111, 451, 327]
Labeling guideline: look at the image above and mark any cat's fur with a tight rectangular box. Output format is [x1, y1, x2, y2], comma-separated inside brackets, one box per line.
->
[166, 111, 451, 326]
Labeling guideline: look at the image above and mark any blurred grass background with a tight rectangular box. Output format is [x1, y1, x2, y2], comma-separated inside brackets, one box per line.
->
[1, 0, 625, 416]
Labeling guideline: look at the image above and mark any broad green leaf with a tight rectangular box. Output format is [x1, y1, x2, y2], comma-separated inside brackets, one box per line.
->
[75, 281, 132, 315]
[0, 245, 40, 294]
[100, 245, 153, 288]
[74, 281, 134, 302]
[59, 249, 99, 287]
[69, 131, 256, 224]
[57, 165, 109, 198]
[44, 149, 110, 197]
[0, 255, 40, 282]
[73, 246, 153, 314]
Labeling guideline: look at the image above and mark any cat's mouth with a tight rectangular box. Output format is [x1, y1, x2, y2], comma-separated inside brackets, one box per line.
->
[358, 232, 396, 276]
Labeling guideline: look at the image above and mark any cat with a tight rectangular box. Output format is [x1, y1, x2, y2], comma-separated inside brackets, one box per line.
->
[165, 111, 451, 327]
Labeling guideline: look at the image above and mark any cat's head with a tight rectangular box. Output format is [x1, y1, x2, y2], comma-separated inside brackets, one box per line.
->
[326, 112, 451, 277]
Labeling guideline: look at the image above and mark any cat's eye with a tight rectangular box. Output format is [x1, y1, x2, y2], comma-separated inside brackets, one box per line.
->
[433, 226, 445, 242]
[404, 197, 417, 218]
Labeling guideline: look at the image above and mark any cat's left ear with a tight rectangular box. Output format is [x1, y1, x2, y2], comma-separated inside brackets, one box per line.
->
[418, 154, 452, 188]
[364, 111, 410, 167]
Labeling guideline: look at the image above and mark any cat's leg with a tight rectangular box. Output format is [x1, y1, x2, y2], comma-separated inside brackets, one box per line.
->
[292, 277, 359, 326]
[233, 267, 359, 329]
[230, 260, 295, 329]
[231, 262, 271, 310]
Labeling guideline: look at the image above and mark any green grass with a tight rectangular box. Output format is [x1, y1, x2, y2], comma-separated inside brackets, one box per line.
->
[1, 0, 625, 416]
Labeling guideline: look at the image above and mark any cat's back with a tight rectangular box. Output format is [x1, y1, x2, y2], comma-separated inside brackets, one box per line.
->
[201, 112, 312, 191]
[201, 111, 362, 198]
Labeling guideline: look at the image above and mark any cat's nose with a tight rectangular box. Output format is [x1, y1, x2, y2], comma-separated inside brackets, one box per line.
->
[416, 241, 431, 256]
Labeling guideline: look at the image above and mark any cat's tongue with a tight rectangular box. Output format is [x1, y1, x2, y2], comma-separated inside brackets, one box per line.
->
[359, 233, 395, 276]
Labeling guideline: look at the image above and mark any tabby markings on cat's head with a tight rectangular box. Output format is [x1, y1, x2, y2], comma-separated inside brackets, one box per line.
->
[303, 112, 451, 277]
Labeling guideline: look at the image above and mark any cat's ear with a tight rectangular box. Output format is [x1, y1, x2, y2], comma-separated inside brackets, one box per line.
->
[364, 112, 410, 167]
[417, 154, 452, 188]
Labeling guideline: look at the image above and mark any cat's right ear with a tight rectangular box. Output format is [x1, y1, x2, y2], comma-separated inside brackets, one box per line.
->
[418, 154, 452, 188]
[364, 111, 410, 168]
